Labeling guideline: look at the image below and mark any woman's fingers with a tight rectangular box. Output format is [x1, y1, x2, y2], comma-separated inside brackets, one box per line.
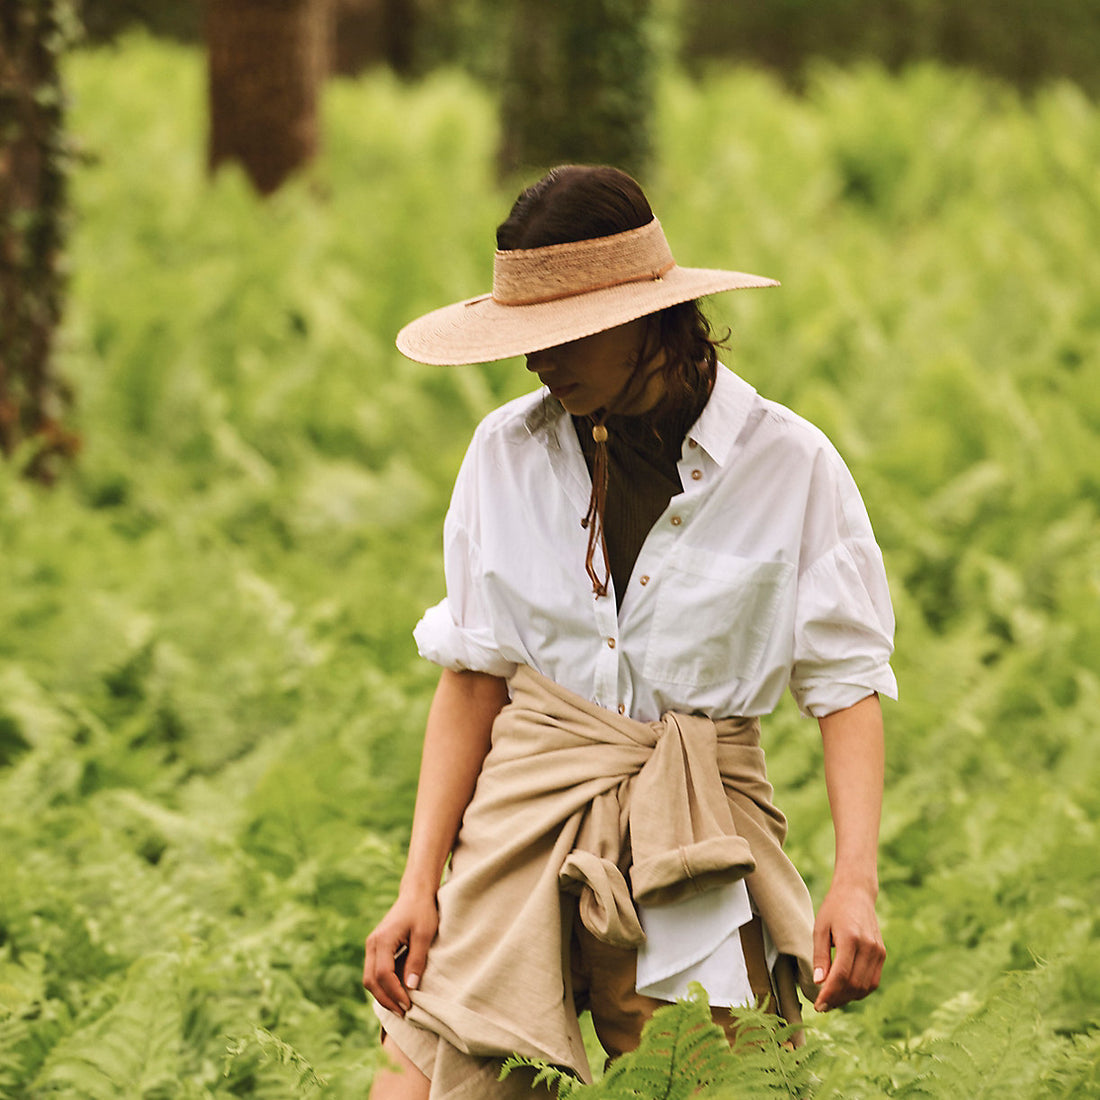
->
[362, 895, 440, 1015]
[811, 915, 833, 990]
[812, 881, 885, 1011]
[849, 932, 886, 997]
[813, 926, 885, 1011]
[363, 931, 413, 1016]
[404, 932, 429, 992]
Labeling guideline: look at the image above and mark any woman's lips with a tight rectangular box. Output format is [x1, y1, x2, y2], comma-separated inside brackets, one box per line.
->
[547, 382, 578, 399]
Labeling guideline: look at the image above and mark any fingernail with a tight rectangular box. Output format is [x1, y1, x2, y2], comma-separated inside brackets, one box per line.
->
[406, 973, 419, 990]
[813, 967, 825, 983]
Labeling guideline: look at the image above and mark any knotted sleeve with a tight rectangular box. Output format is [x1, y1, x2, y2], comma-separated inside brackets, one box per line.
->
[628, 712, 757, 905]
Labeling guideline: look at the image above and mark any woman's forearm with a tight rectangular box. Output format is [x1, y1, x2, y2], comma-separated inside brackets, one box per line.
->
[819, 693, 884, 891]
[363, 666, 508, 1013]
[400, 667, 510, 894]
[812, 692, 886, 1010]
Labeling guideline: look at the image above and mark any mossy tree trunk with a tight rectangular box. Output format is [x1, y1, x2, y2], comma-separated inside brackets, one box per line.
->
[206, 0, 330, 196]
[498, 0, 654, 183]
[0, 0, 81, 482]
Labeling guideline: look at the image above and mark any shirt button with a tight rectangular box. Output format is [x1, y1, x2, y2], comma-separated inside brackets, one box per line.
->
[618, 704, 626, 715]
[670, 515, 682, 526]
[639, 574, 650, 586]
[688, 439, 698, 449]
[691, 469, 702, 480]
[607, 638, 616, 649]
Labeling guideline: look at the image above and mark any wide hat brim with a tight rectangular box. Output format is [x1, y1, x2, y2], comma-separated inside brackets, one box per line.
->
[397, 264, 778, 365]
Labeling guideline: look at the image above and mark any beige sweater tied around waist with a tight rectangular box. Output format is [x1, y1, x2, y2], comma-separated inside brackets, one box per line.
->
[375, 666, 817, 1097]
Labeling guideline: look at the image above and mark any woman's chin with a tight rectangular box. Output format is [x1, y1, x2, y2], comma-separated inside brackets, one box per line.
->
[551, 388, 597, 416]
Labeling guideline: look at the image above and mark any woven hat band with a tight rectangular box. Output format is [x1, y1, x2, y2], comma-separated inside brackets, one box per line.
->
[492, 218, 676, 307]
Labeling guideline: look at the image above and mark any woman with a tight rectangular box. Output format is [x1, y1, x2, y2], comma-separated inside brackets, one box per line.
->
[363, 165, 895, 1099]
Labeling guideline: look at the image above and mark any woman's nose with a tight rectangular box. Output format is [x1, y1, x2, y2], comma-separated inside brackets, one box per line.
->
[526, 346, 560, 372]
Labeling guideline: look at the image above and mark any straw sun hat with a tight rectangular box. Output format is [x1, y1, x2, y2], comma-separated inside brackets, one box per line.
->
[396, 217, 778, 366]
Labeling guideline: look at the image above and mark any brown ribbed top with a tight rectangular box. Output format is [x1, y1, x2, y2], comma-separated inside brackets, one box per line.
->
[574, 391, 706, 609]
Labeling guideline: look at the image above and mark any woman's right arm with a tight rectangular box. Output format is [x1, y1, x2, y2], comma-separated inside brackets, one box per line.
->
[362, 666, 509, 1016]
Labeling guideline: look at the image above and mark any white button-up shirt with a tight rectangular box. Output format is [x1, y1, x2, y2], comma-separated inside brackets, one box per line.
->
[415, 365, 897, 721]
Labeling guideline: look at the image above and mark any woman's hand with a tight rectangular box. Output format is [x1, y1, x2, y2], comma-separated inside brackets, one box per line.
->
[811, 879, 885, 1011]
[363, 886, 439, 1017]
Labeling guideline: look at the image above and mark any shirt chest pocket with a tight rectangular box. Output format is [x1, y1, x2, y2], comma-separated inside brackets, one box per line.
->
[642, 548, 795, 689]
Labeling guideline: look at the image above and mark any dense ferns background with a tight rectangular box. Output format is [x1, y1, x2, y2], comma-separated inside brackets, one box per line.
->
[0, 38, 1098, 1098]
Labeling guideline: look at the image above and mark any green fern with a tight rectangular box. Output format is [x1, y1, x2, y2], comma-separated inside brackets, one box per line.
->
[503, 985, 819, 1099]
[892, 967, 1093, 1100]
[500, 1054, 585, 1097]
[223, 1026, 329, 1094]
[30, 953, 184, 1098]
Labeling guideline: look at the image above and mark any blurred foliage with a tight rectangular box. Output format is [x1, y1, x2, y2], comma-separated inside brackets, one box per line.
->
[496, 0, 655, 181]
[78, 0, 200, 43]
[0, 35, 1097, 1096]
[76, 0, 1100, 98]
[680, 0, 1100, 98]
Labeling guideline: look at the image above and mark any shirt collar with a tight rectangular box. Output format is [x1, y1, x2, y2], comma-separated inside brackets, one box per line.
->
[522, 392, 592, 512]
[686, 363, 758, 467]
[521, 362, 758, 469]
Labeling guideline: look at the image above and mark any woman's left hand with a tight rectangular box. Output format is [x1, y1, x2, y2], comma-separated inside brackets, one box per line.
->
[811, 879, 885, 1012]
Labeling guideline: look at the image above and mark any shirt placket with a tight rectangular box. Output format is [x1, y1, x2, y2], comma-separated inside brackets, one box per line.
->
[541, 416, 624, 710]
[591, 589, 620, 710]
[610, 437, 712, 716]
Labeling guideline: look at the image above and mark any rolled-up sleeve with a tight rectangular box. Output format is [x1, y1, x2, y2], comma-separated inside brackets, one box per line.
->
[413, 598, 516, 677]
[412, 437, 517, 679]
[789, 537, 897, 718]
[413, 520, 517, 677]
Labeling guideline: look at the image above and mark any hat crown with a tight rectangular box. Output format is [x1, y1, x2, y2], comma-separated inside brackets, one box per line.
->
[492, 218, 675, 307]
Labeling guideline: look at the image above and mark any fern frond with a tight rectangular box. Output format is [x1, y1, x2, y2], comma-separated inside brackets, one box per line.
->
[501, 1053, 584, 1096]
[510, 985, 820, 1099]
[892, 967, 1075, 1099]
[30, 953, 184, 1099]
[0, 1015, 31, 1094]
[223, 1025, 329, 1093]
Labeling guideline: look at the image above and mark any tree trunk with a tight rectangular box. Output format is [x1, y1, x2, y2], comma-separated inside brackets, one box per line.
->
[498, 0, 654, 183]
[0, 0, 80, 482]
[329, 0, 419, 77]
[206, 0, 330, 195]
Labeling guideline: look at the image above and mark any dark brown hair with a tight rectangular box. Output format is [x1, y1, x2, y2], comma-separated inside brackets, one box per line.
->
[496, 165, 724, 420]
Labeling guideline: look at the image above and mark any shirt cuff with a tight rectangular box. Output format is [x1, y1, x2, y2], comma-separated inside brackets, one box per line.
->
[789, 664, 898, 719]
[413, 599, 518, 679]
